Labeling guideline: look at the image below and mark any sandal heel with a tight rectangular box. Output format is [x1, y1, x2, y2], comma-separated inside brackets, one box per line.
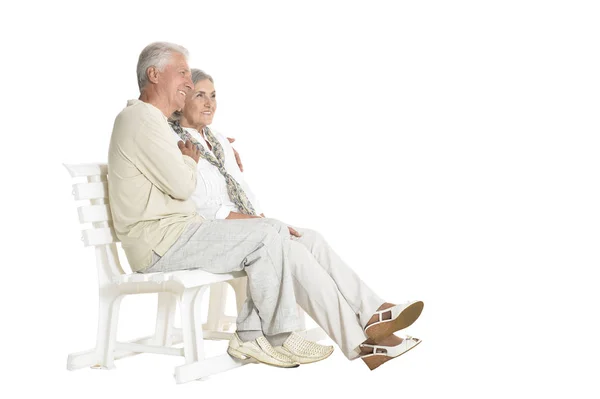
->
[362, 355, 389, 371]
[360, 336, 422, 371]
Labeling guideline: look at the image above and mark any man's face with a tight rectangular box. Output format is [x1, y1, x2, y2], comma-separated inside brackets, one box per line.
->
[158, 52, 193, 111]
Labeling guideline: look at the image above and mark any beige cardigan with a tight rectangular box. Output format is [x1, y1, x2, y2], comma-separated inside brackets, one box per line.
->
[108, 99, 202, 272]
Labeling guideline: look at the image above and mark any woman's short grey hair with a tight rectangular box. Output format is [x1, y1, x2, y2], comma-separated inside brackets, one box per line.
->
[169, 68, 215, 122]
[191, 68, 214, 85]
[137, 42, 189, 92]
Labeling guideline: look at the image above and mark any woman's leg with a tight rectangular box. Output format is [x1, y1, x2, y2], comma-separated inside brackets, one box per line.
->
[259, 220, 422, 368]
[292, 227, 385, 328]
[285, 239, 368, 360]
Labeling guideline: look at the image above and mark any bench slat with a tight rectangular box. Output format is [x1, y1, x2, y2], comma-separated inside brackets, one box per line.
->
[78, 204, 112, 223]
[73, 182, 108, 201]
[64, 163, 108, 178]
[82, 227, 119, 246]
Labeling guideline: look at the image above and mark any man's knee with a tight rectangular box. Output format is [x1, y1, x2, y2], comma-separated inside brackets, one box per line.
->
[297, 228, 324, 246]
[244, 225, 285, 270]
[255, 223, 283, 245]
[261, 218, 291, 240]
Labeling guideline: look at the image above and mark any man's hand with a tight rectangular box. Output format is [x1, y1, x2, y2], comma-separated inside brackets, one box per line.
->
[178, 140, 200, 163]
[227, 137, 244, 172]
[288, 226, 302, 238]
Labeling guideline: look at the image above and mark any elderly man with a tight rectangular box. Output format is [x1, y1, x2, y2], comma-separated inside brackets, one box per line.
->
[107, 42, 332, 368]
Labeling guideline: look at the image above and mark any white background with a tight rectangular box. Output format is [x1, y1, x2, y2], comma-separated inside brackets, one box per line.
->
[1, 0, 599, 397]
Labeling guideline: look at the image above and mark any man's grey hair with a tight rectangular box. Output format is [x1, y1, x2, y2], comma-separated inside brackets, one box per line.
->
[137, 42, 189, 92]
[169, 68, 215, 122]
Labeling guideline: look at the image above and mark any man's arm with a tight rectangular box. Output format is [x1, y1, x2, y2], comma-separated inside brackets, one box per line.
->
[134, 118, 200, 200]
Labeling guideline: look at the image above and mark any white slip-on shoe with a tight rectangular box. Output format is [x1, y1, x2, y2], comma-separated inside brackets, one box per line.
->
[364, 300, 424, 342]
[360, 336, 422, 371]
[227, 333, 299, 368]
[274, 332, 334, 364]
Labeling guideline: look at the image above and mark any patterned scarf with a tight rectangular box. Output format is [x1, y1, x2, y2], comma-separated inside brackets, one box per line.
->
[169, 120, 257, 215]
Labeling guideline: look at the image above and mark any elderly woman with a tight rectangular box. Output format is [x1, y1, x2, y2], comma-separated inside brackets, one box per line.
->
[168, 69, 425, 371]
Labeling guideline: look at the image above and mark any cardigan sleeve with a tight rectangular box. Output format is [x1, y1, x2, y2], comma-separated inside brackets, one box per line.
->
[133, 116, 198, 200]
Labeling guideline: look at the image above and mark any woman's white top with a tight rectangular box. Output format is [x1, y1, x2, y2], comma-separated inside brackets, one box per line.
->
[171, 127, 262, 219]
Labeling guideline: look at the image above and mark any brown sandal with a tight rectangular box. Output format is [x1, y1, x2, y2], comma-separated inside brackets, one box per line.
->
[360, 336, 422, 370]
[364, 301, 424, 342]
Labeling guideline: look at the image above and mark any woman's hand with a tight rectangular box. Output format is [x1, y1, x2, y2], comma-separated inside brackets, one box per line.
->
[230, 211, 300, 237]
[288, 226, 302, 237]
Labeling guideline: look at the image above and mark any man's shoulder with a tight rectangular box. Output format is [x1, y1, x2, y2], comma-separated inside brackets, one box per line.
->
[112, 100, 167, 142]
[115, 99, 157, 124]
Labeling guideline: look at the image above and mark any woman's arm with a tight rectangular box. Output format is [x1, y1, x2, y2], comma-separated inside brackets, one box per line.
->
[226, 211, 262, 219]
[226, 137, 244, 172]
[216, 131, 264, 214]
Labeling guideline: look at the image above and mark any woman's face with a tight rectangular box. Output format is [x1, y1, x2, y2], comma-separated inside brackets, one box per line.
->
[181, 78, 217, 128]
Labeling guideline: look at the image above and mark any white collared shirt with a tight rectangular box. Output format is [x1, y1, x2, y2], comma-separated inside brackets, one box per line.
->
[172, 127, 262, 219]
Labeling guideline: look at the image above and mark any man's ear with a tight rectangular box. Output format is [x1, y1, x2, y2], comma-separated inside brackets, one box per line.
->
[147, 66, 159, 84]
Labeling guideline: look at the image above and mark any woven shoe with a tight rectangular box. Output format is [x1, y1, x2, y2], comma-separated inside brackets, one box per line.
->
[274, 332, 334, 364]
[228, 333, 299, 368]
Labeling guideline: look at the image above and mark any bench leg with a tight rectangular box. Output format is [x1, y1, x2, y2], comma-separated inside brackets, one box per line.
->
[180, 285, 210, 364]
[91, 292, 123, 369]
[153, 292, 176, 346]
[227, 276, 247, 314]
[205, 282, 228, 332]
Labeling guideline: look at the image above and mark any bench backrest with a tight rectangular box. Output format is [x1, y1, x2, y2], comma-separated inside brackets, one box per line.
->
[65, 163, 126, 283]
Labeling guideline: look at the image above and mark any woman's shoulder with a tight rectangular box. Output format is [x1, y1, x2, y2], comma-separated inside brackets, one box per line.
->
[209, 128, 232, 148]
[209, 127, 225, 139]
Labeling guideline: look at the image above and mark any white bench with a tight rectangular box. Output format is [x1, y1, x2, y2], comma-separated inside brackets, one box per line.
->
[64, 163, 325, 383]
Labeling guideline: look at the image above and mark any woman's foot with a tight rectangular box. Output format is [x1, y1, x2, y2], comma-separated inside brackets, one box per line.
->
[361, 333, 404, 350]
[366, 303, 396, 327]
[360, 334, 422, 371]
[364, 300, 424, 342]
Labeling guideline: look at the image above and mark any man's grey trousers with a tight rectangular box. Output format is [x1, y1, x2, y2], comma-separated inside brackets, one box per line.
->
[142, 218, 384, 360]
